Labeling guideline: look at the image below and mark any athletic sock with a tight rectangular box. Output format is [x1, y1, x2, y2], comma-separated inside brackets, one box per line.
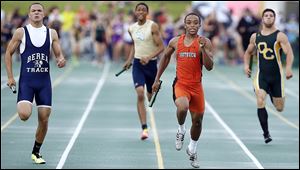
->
[142, 124, 148, 130]
[257, 108, 269, 135]
[188, 139, 198, 154]
[32, 141, 42, 154]
[178, 124, 186, 134]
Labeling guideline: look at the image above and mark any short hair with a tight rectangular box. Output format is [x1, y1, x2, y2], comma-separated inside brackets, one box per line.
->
[135, 2, 149, 12]
[29, 2, 44, 11]
[184, 13, 201, 24]
[262, 8, 276, 18]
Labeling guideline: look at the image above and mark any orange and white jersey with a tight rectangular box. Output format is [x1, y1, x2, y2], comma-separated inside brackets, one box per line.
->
[176, 34, 202, 84]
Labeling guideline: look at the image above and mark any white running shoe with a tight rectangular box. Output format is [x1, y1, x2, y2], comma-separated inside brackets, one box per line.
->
[186, 147, 200, 168]
[31, 153, 46, 164]
[175, 130, 185, 151]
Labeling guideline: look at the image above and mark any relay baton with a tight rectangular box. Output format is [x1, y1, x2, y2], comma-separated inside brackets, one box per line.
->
[149, 80, 162, 107]
[8, 84, 17, 94]
[115, 63, 132, 77]
[249, 55, 253, 78]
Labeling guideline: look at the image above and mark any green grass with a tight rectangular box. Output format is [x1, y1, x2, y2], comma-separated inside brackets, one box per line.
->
[1, 1, 191, 20]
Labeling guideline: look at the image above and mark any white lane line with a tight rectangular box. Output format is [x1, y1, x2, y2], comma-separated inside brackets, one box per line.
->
[214, 70, 298, 130]
[1, 62, 75, 132]
[1, 76, 19, 90]
[0, 114, 19, 132]
[146, 104, 164, 169]
[144, 85, 164, 169]
[56, 62, 110, 169]
[206, 100, 264, 169]
[285, 88, 299, 100]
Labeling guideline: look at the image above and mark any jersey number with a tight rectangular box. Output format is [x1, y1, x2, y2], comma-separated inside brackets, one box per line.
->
[257, 42, 274, 60]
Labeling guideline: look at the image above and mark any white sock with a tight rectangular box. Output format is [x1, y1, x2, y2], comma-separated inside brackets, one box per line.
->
[178, 124, 186, 134]
[188, 139, 198, 153]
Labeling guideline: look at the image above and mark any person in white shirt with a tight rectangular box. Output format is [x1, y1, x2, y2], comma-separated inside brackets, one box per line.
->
[123, 2, 164, 140]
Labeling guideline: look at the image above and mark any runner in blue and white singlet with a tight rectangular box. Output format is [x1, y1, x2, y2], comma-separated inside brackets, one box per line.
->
[18, 24, 52, 107]
[5, 3, 66, 164]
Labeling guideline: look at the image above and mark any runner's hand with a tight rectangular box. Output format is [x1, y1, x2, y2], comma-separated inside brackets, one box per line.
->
[7, 78, 16, 88]
[152, 80, 161, 93]
[140, 56, 150, 65]
[57, 57, 66, 68]
[286, 67, 293, 79]
[123, 61, 132, 70]
[244, 65, 251, 78]
[199, 37, 206, 48]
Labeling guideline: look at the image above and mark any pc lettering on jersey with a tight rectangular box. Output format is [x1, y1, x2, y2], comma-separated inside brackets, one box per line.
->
[26, 53, 49, 73]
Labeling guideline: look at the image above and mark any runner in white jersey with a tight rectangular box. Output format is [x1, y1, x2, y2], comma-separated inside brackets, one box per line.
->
[5, 3, 66, 164]
[123, 2, 164, 140]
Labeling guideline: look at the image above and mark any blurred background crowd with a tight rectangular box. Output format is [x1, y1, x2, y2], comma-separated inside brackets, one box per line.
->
[1, 1, 299, 67]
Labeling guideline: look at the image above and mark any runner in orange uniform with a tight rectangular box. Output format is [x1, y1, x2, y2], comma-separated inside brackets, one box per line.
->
[152, 13, 214, 168]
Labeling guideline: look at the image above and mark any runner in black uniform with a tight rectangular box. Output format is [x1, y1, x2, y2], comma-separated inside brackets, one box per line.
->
[243, 8, 294, 144]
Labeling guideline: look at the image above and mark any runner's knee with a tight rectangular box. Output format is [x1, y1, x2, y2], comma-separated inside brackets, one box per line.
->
[273, 98, 284, 112]
[17, 104, 32, 121]
[192, 119, 202, 128]
[18, 111, 31, 121]
[177, 104, 189, 113]
[39, 118, 49, 126]
[137, 92, 144, 101]
[275, 104, 284, 112]
[257, 96, 265, 108]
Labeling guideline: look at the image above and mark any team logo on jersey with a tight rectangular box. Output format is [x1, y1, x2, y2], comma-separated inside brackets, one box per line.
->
[34, 60, 43, 68]
[136, 30, 145, 41]
[26, 52, 49, 73]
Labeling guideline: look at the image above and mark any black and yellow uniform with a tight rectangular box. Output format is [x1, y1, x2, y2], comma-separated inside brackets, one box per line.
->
[254, 30, 284, 97]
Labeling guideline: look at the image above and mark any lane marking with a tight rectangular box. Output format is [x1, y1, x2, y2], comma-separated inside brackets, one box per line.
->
[285, 88, 299, 100]
[1, 61, 76, 132]
[206, 100, 264, 169]
[147, 107, 164, 169]
[214, 70, 299, 130]
[56, 62, 110, 169]
[0, 114, 19, 132]
[145, 88, 164, 169]
[1, 76, 19, 90]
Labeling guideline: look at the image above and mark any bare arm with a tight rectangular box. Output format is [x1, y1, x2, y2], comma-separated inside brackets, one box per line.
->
[243, 33, 256, 78]
[278, 32, 294, 79]
[140, 23, 165, 65]
[152, 37, 177, 93]
[51, 29, 66, 68]
[150, 22, 164, 59]
[123, 31, 135, 69]
[199, 36, 214, 71]
[5, 28, 23, 87]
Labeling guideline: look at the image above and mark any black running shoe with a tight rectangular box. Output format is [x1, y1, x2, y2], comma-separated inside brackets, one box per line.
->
[264, 133, 272, 144]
